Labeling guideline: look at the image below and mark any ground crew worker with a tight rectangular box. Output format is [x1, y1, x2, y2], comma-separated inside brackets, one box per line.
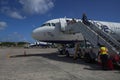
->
[73, 40, 80, 60]
[99, 45, 109, 70]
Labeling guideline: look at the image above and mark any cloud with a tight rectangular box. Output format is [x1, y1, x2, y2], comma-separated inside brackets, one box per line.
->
[0, 0, 54, 19]
[0, 21, 7, 30]
[8, 11, 26, 19]
[0, 7, 25, 19]
[19, 0, 54, 14]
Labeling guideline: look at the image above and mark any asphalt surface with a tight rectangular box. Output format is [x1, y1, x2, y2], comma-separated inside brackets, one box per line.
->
[0, 48, 120, 80]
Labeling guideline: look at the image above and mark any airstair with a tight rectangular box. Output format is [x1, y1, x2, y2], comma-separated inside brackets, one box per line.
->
[63, 19, 120, 54]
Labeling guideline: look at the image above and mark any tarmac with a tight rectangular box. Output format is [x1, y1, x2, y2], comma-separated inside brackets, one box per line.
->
[0, 48, 120, 80]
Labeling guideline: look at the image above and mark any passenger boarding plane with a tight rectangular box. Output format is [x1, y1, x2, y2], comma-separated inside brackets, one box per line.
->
[32, 15, 120, 44]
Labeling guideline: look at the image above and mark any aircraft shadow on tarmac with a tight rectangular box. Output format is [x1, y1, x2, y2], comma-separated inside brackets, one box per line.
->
[10, 51, 103, 71]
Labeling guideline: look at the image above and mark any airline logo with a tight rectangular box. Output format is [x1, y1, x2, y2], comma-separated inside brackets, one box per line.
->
[101, 25, 109, 33]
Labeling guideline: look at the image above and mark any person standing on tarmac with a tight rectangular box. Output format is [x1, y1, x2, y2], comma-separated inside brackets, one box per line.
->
[98, 45, 109, 70]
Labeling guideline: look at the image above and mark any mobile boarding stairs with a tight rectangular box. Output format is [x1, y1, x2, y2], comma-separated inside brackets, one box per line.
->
[59, 18, 120, 66]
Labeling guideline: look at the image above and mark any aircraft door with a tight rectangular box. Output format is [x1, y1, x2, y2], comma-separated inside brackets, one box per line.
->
[59, 18, 67, 31]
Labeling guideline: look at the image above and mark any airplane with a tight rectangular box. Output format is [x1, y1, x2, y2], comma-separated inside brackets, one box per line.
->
[32, 16, 120, 66]
[32, 18, 84, 44]
[32, 17, 120, 43]
[26, 41, 52, 48]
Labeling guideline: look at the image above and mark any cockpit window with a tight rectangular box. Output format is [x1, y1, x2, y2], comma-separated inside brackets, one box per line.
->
[51, 23, 56, 26]
[41, 23, 51, 27]
[41, 23, 56, 27]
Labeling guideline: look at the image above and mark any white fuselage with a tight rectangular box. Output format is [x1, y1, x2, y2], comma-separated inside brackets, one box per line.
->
[32, 18, 120, 43]
[92, 20, 120, 40]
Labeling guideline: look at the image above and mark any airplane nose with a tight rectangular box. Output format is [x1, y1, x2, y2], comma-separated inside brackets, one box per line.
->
[32, 28, 42, 40]
[32, 26, 54, 41]
[32, 27, 47, 40]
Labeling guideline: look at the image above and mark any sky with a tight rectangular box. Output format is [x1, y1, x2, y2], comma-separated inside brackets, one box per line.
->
[0, 0, 120, 42]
